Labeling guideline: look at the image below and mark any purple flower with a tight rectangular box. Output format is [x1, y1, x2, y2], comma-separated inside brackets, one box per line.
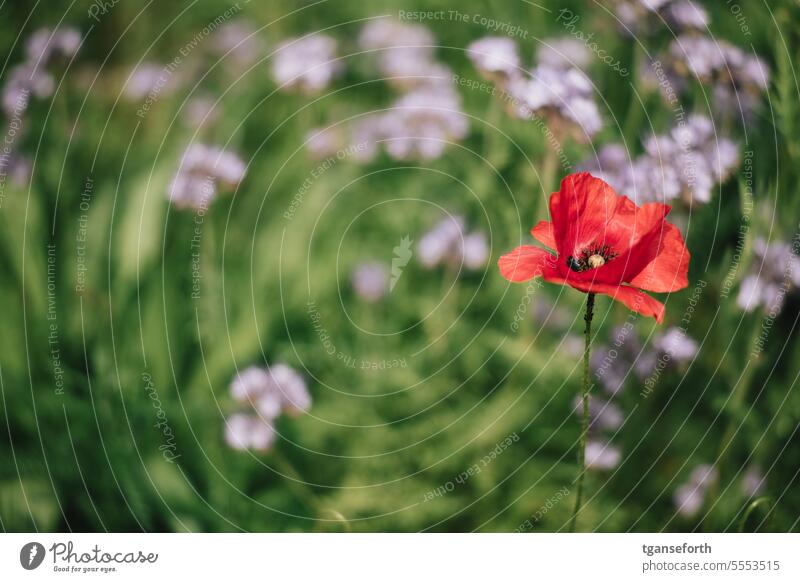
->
[418, 216, 487, 271]
[537, 37, 591, 70]
[615, 0, 709, 34]
[230, 363, 312, 417]
[674, 483, 704, 517]
[741, 466, 766, 497]
[305, 125, 345, 160]
[652, 327, 699, 363]
[461, 232, 489, 270]
[581, 115, 739, 205]
[380, 86, 469, 161]
[224, 413, 276, 451]
[585, 439, 622, 470]
[467, 36, 521, 83]
[737, 237, 800, 314]
[26, 27, 81, 64]
[359, 19, 443, 91]
[124, 62, 175, 101]
[213, 20, 265, 69]
[2, 64, 55, 116]
[272, 34, 342, 94]
[269, 363, 312, 415]
[351, 262, 390, 302]
[515, 65, 602, 138]
[359, 19, 434, 52]
[0, 151, 31, 187]
[573, 395, 624, 432]
[229, 366, 283, 419]
[657, 35, 770, 118]
[590, 326, 644, 395]
[674, 463, 717, 517]
[169, 144, 246, 210]
[183, 96, 218, 128]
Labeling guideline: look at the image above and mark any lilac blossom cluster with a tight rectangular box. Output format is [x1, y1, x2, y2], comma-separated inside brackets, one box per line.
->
[168, 143, 246, 210]
[379, 86, 468, 160]
[418, 216, 488, 271]
[614, 0, 709, 34]
[302, 19, 469, 162]
[358, 19, 449, 91]
[2, 27, 80, 116]
[213, 20, 265, 71]
[591, 325, 698, 395]
[581, 115, 739, 204]
[573, 394, 624, 471]
[674, 463, 717, 517]
[224, 363, 312, 452]
[271, 33, 342, 94]
[351, 262, 390, 302]
[646, 34, 769, 118]
[737, 237, 800, 314]
[466, 35, 602, 140]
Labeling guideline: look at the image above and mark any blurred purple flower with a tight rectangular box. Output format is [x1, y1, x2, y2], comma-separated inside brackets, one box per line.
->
[359, 19, 444, 91]
[124, 62, 177, 101]
[305, 125, 346, 160]
[658, 35, 769, 118]
[272, 34, 342, 94]
[183, 95, 218, 128]
[537, 37, 591, 70]
[351, 261, 390, 302]
[674, 463, 717, 517]
[0, 151, 31, 187]
[26, 27, 81, 64]
[466, 36, 521, 84]
[1, 27, 81, 117]
[585, 439, 622, 471]
[590, 325, 643, 395]
[418, 216, 487, 271]
[461, 232, 489, 270]
[741, 466, 766, 497]
[581, 115, 738, 205]
[169, 144, 246, 210]
[615, 0, 709, 34]
[2, 64, 55, 116]
[380, 86, 469, 161]
[230, 366, 281, 417]
[359, 18, 434, 53]
[268, 363, 312, 415]
[226, 362, 312, 451]
[530, 295, 573, 331]
[573, 394, 624, 432]
[224, 413, 276, 451]
[652, 327, 699, 363]
[513, 64, 602, 139]
[737, 237, 800, 314]
[213, 20, 265, 70]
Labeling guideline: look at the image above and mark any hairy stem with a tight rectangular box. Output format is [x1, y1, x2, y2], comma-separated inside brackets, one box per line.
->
[569, 292, 595, 533]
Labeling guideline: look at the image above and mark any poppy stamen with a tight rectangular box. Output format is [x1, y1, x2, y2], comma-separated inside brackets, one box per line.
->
[567, 243, 617, 272]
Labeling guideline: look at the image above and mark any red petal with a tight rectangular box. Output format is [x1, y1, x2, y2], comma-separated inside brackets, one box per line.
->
[531, 220, 557, 249]
[542, 273, 666, 323]
[549, 172, 625, 258]
[628, 222, 690, 293]
[600, 285, 665, 323]
[498, 246, 556, 282]
[597, 202, 673, 284]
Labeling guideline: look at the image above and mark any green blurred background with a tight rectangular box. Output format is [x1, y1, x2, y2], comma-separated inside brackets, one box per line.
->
[1, 0, 799, 532]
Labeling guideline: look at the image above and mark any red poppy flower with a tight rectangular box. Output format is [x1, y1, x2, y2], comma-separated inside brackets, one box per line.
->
[498, 172, 689, 323]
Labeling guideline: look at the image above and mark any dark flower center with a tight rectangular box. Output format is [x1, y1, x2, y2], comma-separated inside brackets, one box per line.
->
[566, 243, 617, 272]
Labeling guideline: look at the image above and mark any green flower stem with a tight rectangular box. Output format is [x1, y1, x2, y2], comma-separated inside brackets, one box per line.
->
[569, 292, 595, 533]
